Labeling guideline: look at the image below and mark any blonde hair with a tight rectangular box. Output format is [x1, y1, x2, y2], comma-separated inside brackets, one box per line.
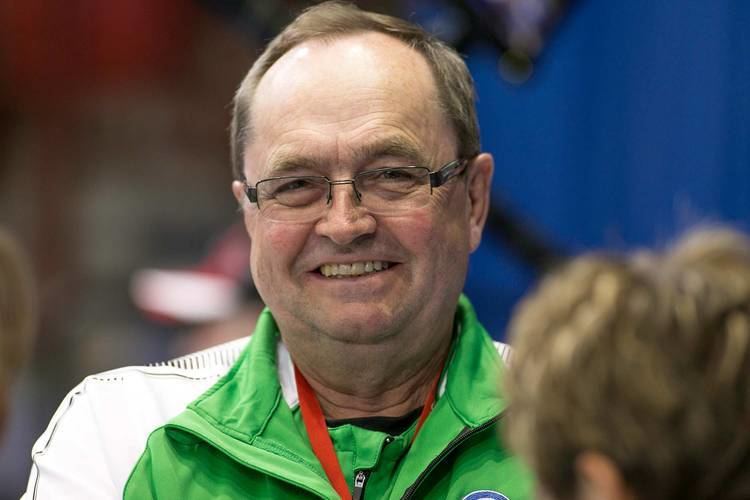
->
[230, 1, 479, 180]
[505, 227, 750, 500]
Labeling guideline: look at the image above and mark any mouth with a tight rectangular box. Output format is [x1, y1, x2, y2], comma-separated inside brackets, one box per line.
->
[318, 260, 392, 278]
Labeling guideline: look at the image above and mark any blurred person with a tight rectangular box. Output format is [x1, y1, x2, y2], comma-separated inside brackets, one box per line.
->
[504, 227, 750, 500]
[130, 222, 265, 355]
[25, 2, 530, 499]
[0, 227, 36, 438]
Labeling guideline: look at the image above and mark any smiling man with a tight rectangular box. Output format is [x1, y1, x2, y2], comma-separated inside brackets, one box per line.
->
[24, 2, 530, 499]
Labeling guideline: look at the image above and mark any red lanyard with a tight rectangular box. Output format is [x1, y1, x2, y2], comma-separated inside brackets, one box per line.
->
[294, 365, 442, 500]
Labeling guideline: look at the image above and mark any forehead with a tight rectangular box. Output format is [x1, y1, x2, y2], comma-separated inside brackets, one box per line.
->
[245, 32, 455, 177]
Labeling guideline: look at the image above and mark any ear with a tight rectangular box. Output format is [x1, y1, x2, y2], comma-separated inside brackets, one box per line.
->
[466, 153, 493, 252]
[232, 180, 246, 207]
[232, 180, 258, 237]
[575, 452, 636, 500]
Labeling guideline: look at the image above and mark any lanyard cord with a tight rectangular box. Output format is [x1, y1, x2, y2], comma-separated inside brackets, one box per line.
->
[294, 365, 443, 500]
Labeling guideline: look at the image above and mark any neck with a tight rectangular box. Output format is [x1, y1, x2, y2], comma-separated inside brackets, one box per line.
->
[288, 331, 452, 420]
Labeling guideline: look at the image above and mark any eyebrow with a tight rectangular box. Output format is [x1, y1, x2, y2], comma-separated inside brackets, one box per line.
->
[352, 136, 429, 167]
[263, 136, 430, 179]
[263, 155, 325, 178]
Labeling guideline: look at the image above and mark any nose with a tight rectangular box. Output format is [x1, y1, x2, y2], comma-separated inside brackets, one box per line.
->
[314, 182, 376, 245]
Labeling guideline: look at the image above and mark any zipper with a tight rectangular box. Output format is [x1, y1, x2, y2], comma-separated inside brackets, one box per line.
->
[400, 414, 502, 499]
[352, 470, 369, 500]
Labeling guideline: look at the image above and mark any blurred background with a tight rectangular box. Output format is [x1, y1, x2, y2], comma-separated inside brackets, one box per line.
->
[0, 0, 748, 497]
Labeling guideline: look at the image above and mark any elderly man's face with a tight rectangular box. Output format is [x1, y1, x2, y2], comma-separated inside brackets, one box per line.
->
[233, 32, 491, 347]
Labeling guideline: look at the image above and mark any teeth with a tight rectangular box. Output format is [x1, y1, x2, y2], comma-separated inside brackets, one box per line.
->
[320, 261, 390, 278]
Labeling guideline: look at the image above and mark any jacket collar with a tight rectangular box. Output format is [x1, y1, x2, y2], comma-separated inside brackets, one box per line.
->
[184, 294, 505, 438]
[165, 295, 507, 498]
[442, 294, 507, 427]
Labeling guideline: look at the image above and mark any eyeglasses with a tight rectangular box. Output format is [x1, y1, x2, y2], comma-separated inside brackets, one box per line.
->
[242, 159, 470, 222]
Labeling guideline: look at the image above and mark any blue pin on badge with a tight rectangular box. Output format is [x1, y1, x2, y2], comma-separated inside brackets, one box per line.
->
[462, 491, 509, 500]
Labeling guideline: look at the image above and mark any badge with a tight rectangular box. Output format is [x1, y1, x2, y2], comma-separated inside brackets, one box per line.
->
[462, 491, 509, 500]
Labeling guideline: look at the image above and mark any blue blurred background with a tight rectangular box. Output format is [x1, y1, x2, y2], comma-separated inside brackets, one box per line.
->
[465, 0, 750, 335]
[0, 1, 748, 497]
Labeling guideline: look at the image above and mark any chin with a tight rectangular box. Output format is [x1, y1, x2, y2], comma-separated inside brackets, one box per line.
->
[315, 306, 402, 345]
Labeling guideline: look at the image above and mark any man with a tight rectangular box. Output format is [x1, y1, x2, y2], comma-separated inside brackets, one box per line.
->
[504, 227, 750, 499]
[25, 2, 530, 498]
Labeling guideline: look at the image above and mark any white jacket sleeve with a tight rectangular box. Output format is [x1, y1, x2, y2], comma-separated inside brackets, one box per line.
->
[21, 347, 244, 500]
[23, 374, 141, 500]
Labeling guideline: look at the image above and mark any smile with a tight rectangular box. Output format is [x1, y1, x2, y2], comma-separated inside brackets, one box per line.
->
[319, 261, 391, 278]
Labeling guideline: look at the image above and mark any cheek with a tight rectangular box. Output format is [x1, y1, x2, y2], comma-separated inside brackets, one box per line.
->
[444, 190, 472, 247]
[387, 208, 466, 264]
[406, 192, 471, 253]
[250, 221, 308, 273]
[265, 226, 294, 254]
[386, 210, 435, 251]
[250, 223, 302, 303]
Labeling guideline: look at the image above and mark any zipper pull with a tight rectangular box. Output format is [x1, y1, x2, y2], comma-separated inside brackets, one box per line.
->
[352, 470, 369, 500]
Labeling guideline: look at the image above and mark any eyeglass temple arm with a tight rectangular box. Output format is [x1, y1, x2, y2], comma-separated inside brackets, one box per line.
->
[429, 159, 468, 188]
[243, 182, 258, 203]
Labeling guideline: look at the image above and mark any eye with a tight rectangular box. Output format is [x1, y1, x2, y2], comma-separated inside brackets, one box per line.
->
[375, 168, 420, 182]
[273, 178, 315, 194]
[357, 167, 428, 199]
[259, 176, 328, 208]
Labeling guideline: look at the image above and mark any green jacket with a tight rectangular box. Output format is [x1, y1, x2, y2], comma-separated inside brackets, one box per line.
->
[124, 296, 531, 499]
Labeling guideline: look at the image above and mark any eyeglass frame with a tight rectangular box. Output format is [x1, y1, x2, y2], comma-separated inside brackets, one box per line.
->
[241, 157, 473, 213]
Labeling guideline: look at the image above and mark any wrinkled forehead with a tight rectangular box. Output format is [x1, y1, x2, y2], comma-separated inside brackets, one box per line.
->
[244, 33, 453, 177]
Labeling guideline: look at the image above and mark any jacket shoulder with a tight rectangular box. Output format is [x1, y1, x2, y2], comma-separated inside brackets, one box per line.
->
[22, 337, 250, 500]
